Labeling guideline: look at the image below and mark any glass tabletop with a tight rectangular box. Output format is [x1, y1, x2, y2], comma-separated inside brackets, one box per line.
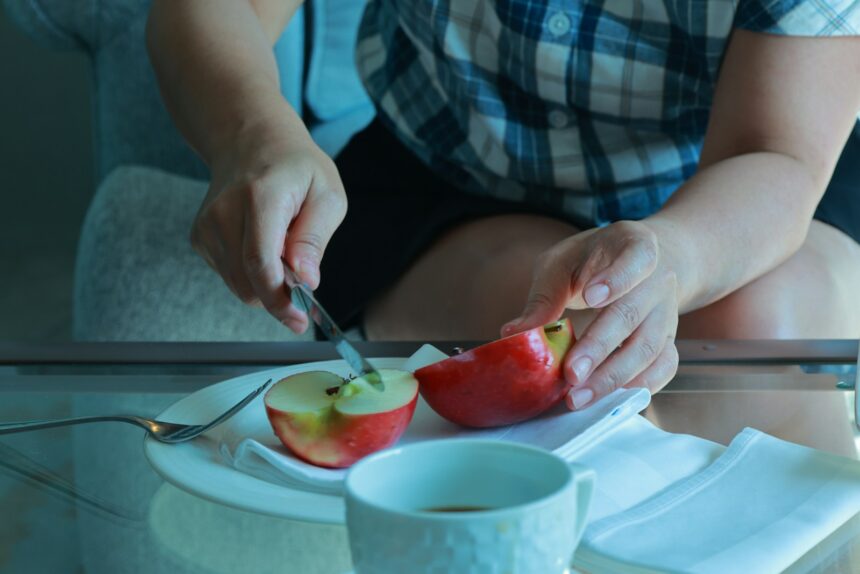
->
[0, 341, 858, 574]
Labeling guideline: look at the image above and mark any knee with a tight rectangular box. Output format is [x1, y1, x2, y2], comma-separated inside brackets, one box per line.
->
[679, 285, 797, 339]
[679, 245, 860, 339]
[470, 241, 543, 303]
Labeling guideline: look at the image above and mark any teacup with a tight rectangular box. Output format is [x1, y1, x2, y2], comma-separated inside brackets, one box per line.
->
[344, 439, 595, 574]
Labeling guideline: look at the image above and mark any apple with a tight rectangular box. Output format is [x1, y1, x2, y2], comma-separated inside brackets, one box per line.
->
[414, 319, 575, 428]
[264, 368, 419, 468]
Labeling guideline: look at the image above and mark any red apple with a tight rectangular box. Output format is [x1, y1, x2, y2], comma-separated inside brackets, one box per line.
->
[414, 319, 574, 428]
[264, 369, 418, 468]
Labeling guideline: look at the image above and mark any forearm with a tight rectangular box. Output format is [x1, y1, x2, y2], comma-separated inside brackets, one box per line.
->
[145, 0, 305, 166]
[650, 32, 860, 315]
[648, 151, 822, 313]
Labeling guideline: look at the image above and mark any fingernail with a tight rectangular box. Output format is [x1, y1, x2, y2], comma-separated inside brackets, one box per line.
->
[572, 356, 592, 383]
[296, 259, 320, 289]
[569, 387, 594, 410]
[584, 283, 610, 307]
[501, 320, 521, 336]
[285, 305, 305, 322]
[282, 317, 307, 334]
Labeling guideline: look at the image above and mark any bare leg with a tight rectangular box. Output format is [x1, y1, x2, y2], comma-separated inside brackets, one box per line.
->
[671, 221, 860, 458]
[364, 214, 578, 340]
[645, 387, 858, 457]
[677, 221, 860, 339]
[366, 217, 860, 341]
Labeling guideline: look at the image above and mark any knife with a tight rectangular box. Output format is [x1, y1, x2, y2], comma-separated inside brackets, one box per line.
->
[282, 262, 385, 392]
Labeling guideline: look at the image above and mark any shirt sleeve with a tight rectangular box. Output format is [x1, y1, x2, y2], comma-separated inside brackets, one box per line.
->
[735, 0, 860, 36]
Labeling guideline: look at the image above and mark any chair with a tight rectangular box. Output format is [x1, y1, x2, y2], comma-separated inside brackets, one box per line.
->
[4, 0, 375, 342]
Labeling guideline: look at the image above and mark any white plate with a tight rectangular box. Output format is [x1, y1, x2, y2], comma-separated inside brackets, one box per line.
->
[145, 357, 648, 525]
[144, 359, 412, 524]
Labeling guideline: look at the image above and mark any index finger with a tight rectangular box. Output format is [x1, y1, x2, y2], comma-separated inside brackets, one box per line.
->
[573, 232, 658, 309]
[282, 187, 346, 290]
[242, 190, 303, 325]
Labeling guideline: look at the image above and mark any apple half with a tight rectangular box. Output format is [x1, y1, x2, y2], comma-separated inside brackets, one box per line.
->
[264, 368, 418, 468]
[415, 319, 574, 428]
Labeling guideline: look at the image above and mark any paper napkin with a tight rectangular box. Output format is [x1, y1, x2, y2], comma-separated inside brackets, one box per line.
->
[216, 345, 651, 494]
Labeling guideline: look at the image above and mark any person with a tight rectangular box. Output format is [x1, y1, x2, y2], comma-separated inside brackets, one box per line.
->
[146, 0, 860, 411]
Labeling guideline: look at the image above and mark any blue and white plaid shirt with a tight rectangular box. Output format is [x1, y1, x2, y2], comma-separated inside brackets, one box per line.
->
[356, 0, 860, 227]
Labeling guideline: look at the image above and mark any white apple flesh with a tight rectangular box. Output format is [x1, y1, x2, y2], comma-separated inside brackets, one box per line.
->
[264, 369, 418, 468]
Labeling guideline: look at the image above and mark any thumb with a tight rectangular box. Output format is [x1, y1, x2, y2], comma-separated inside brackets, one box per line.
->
[283, 191, 346, 290]
[502, 251, 573, 336]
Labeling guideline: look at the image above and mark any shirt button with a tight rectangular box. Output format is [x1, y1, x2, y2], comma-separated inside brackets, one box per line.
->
[547, 12, 572, 37]
[548, 109, 569, 129]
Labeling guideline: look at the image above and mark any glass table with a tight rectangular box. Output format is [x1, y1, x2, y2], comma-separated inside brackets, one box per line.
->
[1, 341, 858, 574]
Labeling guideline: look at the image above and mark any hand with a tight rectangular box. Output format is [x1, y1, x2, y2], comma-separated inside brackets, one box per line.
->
[502, 220, 680, 409]
[191, 133, 347, 333]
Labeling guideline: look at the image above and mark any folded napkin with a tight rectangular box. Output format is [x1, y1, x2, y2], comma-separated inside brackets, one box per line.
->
[574, 428, 860, 574]
[574, 415, 725, 523]
[216, 345, 651, 494]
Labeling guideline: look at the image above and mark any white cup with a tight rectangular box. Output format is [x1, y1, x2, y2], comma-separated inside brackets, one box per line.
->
[344, 439, 595, 574]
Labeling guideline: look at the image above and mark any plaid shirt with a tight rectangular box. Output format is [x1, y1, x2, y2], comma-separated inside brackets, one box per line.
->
[356, 0, 860, 227]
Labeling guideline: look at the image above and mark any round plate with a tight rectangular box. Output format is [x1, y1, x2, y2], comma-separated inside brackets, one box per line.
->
[144, 358, 410, 524]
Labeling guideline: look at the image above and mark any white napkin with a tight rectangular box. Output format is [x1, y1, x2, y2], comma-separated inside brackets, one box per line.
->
[574, 427, 860, 574]
[216, 345, 651, 494]
[573, 415, 725, 523]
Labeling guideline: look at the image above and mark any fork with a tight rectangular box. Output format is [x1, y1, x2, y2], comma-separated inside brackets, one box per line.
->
[0, 379, 272, 443]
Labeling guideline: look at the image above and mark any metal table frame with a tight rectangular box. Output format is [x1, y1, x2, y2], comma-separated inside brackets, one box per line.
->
[1, 340, 857, 430]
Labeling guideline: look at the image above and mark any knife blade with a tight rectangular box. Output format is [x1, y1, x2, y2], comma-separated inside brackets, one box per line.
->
[282, 262, 384, 392]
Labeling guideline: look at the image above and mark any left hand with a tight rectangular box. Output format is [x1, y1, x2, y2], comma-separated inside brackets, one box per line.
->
[502, 220, 681, 410]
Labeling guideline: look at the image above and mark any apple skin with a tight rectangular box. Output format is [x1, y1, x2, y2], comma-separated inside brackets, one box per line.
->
[414, 319, 574, 428]
[265, 370, 418, 469]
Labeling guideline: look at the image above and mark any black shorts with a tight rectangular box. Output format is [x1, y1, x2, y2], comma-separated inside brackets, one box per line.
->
[317, 120, 860, 330]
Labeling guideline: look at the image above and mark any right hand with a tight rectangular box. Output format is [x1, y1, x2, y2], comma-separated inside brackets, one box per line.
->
[191, 133, 347, 333]
[502, 220, 681, 410]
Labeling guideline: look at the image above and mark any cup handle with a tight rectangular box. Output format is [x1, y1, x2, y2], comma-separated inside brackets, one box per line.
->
[567, 462, 596, 545]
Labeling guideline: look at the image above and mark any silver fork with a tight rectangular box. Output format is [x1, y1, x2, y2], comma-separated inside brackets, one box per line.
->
[0, 379, 272, 443]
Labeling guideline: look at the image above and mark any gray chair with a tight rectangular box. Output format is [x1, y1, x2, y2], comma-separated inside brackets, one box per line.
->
[4, 0, 374, 342]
